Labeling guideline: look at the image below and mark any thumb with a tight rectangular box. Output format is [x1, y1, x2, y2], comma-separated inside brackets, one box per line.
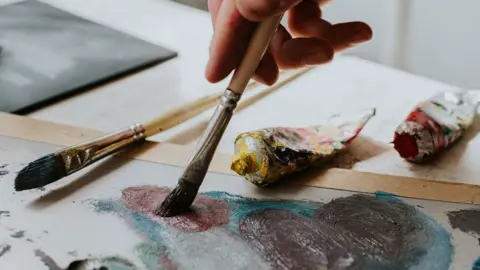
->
[236, 0, 301, 21]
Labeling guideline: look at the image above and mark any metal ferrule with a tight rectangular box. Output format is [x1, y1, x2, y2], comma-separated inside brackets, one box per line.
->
[56, 123, 146, 175]
[177, 89, 242, 188]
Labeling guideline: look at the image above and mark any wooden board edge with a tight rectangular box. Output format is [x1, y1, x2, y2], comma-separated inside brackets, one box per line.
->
[2, 112, 480, 205]
[303, 169, 480, 205]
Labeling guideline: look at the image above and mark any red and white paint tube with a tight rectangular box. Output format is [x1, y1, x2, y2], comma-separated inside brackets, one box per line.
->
[393, 91, 480, 163]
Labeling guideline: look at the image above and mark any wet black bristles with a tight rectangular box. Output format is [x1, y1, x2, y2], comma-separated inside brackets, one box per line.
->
[14, 154, 66, 191]
[156, 182, 200, 217]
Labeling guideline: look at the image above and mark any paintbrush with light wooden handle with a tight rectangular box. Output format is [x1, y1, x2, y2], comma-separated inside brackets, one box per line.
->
[157, 14, 284, 217]
[13, 68, 304, 191]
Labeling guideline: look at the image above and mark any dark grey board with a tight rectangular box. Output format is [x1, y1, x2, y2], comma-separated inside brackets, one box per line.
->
[0, 0, 177, 113]
[169, 0, 208, 11]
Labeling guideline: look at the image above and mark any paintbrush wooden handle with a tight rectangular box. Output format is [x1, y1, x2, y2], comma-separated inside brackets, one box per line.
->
[142, 71, 297, 138]
[141, 79, 264, 138]
[228, 15, 283, 94]
[142, 94, 222, 137]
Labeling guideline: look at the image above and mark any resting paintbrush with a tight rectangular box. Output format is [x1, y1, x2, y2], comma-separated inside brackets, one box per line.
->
[13, 68, 301, 191]
[156, 15, 283, 217]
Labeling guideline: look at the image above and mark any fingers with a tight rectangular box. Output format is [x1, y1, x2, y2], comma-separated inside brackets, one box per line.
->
[208, 0, 223, 26]
[288, 0, 330, 38]
[318, 0, 332, 8]
[288, 1, 372, 52]
[236, 0, 301, 21]
[253, 52, 279, 85]
[269, 25, 333, 69]
[206, 0, 256, 83]
[325, 22, 372, 51]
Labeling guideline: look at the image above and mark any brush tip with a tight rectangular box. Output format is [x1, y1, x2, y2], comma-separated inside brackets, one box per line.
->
[156, 182, 199, 217]
[14, 154, 65, 191]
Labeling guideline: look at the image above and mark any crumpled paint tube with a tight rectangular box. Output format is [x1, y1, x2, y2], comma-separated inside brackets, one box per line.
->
[393, 91, 480, 163]
[230, 109, 376, 187]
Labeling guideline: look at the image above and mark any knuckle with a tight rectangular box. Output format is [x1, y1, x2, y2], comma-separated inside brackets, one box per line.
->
[237, 0, 282, 21]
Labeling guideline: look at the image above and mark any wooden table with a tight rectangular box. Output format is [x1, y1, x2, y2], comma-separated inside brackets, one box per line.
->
[3, 0, 480, 185]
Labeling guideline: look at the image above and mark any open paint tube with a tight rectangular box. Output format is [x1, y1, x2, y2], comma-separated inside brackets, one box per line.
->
[393, 90, 480, 163]
[230, 109, 376, 187]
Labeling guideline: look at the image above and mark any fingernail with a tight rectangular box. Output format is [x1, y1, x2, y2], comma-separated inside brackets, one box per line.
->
[302, 51, 332, 65]
[350, 25, 372, 44]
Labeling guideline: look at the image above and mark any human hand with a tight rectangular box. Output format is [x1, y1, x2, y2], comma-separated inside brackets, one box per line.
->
[206, 0, 372, 85]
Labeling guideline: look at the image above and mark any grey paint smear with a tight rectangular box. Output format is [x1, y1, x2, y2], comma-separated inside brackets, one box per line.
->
[0, 0, 177, 113]
[0, 245, 11, 257]
[0, 211, 10, 218]
[240, 209, 356, 269]
[239, 194, 451, 270]
[35, 249, 62, 270]
[447, 209, 480, 237]
[35, 249, 138, 270]
[10, 230, 25, 238]
[315, 194, 428, 266]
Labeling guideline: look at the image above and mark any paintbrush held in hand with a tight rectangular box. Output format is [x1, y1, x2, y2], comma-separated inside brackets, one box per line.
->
[156, 15, 283, 217]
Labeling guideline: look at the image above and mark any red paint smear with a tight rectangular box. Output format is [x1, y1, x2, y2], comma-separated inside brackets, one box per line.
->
[121, 186, 229, 232]
[393, 132, 418, 159]
[158, 254, 178, 270]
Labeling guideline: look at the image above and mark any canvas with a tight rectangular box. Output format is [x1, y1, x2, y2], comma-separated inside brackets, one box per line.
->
[0, 135, 479, 269]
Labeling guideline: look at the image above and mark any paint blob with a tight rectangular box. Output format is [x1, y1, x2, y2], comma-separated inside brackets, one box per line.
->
[10, 230, 24, 238]
[447, 209, 480, 238]
[0, 245, 11, 257]
[90, 186, 453, 270]
[0, 164, 8, 177]
[0, 211, 10, 218]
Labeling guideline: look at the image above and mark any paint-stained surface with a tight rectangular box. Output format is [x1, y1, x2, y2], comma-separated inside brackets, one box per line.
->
[90, 185, 453, 270]
[447, 209, 480, 237]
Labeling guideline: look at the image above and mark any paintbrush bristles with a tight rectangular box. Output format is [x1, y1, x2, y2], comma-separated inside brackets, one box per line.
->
[14, 154, 65, 191]
[155, 182, 199, 217]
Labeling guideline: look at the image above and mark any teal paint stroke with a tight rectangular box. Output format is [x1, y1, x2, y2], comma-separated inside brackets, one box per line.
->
[201, 191, 322, 232]
[89, 189, 454, 270]
[375, 191, 453, 270]
[473, 257, 480, 270]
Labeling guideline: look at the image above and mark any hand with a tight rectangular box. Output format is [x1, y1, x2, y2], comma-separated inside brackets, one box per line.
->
[206, 0, 372, 85]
